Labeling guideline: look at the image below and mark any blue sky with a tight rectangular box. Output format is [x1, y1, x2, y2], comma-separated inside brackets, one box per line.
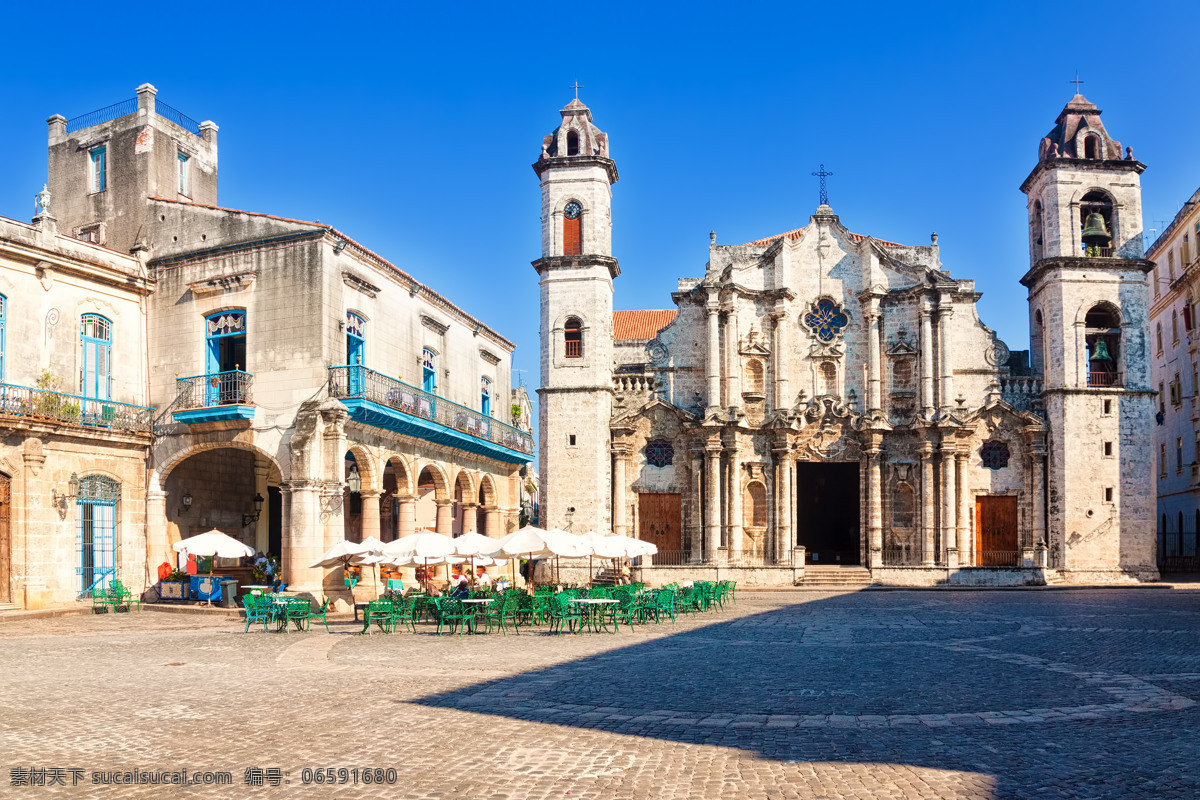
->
[1, 1, 1197, 399]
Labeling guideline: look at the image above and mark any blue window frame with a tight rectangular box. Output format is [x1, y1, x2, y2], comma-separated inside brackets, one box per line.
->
[89, 146, 106, 193]
[481, 376, 492, 417]
[346, 313, 365, 365]
[422, 348, 437, 393]
[0, 294, 6, 382]
[76, 475, 118, 596]
[205, 311, 247, 405]
[80, 314, 111, 401]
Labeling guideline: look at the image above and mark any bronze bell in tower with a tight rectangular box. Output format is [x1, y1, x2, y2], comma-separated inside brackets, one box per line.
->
[1090, 338, 1113, 362]
[1081, 212, 1112, 247]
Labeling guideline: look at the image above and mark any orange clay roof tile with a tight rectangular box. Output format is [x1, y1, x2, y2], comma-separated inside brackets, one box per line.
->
[613, 309, 677, 341]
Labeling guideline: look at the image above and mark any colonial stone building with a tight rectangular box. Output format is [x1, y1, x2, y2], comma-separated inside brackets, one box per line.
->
[1146, 184, 1200, 570]
[0, 84, 532, 609]
[537, 93, 1158, 585]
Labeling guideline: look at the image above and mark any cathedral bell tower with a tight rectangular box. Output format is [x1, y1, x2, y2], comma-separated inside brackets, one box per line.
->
[1020, 92, 1158, 579]
[533, 98, 619, 534]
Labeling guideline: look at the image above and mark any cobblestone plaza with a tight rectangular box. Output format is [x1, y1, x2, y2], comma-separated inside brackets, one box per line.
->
[2, 589, 1198, 799]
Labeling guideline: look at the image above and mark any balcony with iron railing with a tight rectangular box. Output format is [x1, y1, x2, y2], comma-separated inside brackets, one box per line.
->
[328, 364, 533, 464]
[172, 370, 255, 424]
[0, 382, 152, 435]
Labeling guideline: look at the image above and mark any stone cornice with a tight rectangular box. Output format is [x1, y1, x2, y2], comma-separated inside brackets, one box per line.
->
[1020, 256, 1153, 288]
[1019, 158, 1146, 194]
[532, 155, 619, 185]
[531, 255, 620, 280]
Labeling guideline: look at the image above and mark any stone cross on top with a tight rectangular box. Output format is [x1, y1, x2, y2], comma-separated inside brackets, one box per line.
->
[1070, 73, 1084, 94]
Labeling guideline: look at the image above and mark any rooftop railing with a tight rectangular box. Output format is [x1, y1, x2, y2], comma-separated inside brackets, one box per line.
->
[155, 100, 201, 135]
[175, 370, 254, 409]
[328, 364, 534, 456]
[0, 382, 152, 434]
[64, 96, 201, 136]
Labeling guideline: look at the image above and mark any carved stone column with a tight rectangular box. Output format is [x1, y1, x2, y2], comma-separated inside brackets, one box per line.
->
[612, 444, 629, 537]
[772, 443, 791, 564]
[955, 451, 971, 566]
[397, 497, 416, 538]
[320, 406, 349, 550]
[866, 297, 883, 412]
[281, 481, 323, 597]
[21, 439, 47, 609]
[941, 443, 958, 567]
[1029, 440, 1047, 560]
[920, 303, 935, 417]
[867, 441, 884, 568]
[254, 461, 270, 554]
[726, 445, 743, 552]
[484, 507, 501, 537]
[724, 304, 741, 411]
[360, 489, 382, 543]
[145, 488, 169, 576]
[771, 310, 790, 411]
[689, 451, 704, 562]
[706, 295, 722, 411]
[918, 442, 936, 566]
[461, 502, 479, 534]
[937, 295, 955, 410]
[705, 446, 721, 558]
[434, 499, 454, 536]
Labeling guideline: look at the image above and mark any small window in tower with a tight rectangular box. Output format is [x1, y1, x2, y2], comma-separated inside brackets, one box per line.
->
[177, 152, 190, 196]
[567, 130, 579, 156]
[568, 434, 577, 446]
[564, 316, 583, 358]
[1080, 190, 1114, 257]
[563, 201, 583, 256]
[1085, 303, 1121, 387]
[1104, 487, 1113, 503]
[88, 146, 106, 193]
[1103, 441, 1113, 457]
[1084, 135, 1100, 159]
[1102, 399, 1112, 416]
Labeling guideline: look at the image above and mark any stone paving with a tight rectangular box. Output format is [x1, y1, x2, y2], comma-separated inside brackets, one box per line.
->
[1, 589, 1199, 799]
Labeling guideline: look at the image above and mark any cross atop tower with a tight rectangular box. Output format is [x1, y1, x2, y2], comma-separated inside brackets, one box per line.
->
[812, 164, 833, 206]
[570, 79, 583, 100]
[1070, 73, 1084, 95]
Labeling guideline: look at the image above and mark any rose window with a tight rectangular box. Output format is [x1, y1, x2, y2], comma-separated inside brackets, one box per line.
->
[803, 299, 850, 343]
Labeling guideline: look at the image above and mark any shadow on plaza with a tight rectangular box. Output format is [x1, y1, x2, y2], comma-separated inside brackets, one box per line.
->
[411, 591, 1199, 799]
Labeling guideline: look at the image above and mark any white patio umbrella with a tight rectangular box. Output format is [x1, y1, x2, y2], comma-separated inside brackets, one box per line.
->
[487, 525, 585, 587]
[382, 531, 458, 589]
[355, 537, 387, 596]
[308, 539, 368, 569]
[172, 529, 254, 605]
[452, 531, 507, 586]
[578, 530, 625, 587]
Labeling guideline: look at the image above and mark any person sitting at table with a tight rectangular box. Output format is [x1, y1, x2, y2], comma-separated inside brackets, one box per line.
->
[449, 578, 469, 599]
[476, 566, 492, 588]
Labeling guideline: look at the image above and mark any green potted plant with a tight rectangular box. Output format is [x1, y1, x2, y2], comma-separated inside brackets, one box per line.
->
[160, 569, 191, 600]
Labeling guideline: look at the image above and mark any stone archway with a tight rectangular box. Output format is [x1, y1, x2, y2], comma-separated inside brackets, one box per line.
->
[382, 456, 415, 541]
[415, 463, 451, 534]
[452, 470, 476, 535]
[478, 473, 501, 537]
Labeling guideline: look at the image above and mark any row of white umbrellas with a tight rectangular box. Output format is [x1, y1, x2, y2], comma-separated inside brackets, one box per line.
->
[308, 525, 657, 572]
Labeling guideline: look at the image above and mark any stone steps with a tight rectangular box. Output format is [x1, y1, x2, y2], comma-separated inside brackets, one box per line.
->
[800, 566, 875, 587]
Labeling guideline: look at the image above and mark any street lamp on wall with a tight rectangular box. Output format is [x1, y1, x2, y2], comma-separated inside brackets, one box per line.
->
[347, 464, 362, 494]
[242, 493, 265, 527]
[51, 472, 79, 520]
[179, 491, 193, 517]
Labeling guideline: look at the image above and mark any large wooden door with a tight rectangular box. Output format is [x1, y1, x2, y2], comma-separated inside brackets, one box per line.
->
[976, 495, 1019, 567]
[0, 473, 9, 603]
[638, 493, 681, 556]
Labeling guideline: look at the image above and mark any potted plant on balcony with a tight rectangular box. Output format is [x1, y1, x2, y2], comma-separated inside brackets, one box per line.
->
[159, 569, 191, 601]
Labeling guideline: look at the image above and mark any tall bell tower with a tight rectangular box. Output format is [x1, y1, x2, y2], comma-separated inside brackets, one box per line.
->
[1020, 91, 1158, 580]
[533, 98, 619, 534]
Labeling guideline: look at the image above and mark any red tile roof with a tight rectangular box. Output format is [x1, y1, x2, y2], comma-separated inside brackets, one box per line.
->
[743, 226, 903, 247]
[613, 309, 677, 341]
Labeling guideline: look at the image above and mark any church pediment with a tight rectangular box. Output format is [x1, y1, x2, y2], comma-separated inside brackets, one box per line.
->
[965, 397, 1047, 433]
[612, 396, 697, 428]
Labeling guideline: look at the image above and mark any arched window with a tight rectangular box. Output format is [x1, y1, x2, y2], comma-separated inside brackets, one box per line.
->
[744, 481, 767, 529]
[744, 359, 764, 394]
[80, 314, 112, 401]
[1085, 304, 1121, 386]
[1084, 135, 1100, 159]
[422, 348, 437, 393]
[563, 200, 583, 256]
[346, 312, 365, 365]
[566, 130, 579, 156]
[76, 475, 119, 595]
[480, 376, 491, 417]
[1031, 200, 1044, 261]
[564, 317, 583, 358]
[1080, 190, 1115, 256]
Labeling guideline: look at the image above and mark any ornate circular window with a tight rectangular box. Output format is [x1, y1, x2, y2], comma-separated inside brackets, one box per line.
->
[645, 439, 675, 468]
[803, 299, 849, 343]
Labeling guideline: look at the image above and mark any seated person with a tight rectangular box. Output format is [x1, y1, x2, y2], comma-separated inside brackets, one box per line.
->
[449, 580, 469, 599]
[476, 567, 493, 588]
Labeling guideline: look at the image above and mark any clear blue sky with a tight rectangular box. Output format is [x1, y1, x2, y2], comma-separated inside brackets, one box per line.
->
[2, 1, 1197, 398]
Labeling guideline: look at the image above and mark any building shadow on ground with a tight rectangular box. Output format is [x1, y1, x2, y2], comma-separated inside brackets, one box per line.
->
[413, 591, 1200, 799]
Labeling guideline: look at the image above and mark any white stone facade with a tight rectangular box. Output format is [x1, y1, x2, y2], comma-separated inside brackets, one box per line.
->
[538, 94, 1159, 584]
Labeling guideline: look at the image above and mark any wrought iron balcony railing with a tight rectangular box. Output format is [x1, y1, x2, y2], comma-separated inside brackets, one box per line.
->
[0, 382, 152, 434]
[328, 364, 534, 455]
[175, 370, 254, 409]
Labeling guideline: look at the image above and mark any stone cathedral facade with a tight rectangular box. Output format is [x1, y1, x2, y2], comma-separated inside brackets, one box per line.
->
[536, 94, 1158, 585]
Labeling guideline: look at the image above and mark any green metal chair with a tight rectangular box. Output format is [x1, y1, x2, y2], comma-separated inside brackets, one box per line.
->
[653, 589, 677, 623]
[362, 599, 394, 634]
[604, 592, 637, 633]
[437, 598, 473, 635]
[548, 594, 584, 635]
[241, 595, 272, 633]
[306, 598, 332, 632]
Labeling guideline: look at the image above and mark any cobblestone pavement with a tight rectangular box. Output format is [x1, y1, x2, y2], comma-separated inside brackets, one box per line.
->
[2, 589, 1199, 799]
